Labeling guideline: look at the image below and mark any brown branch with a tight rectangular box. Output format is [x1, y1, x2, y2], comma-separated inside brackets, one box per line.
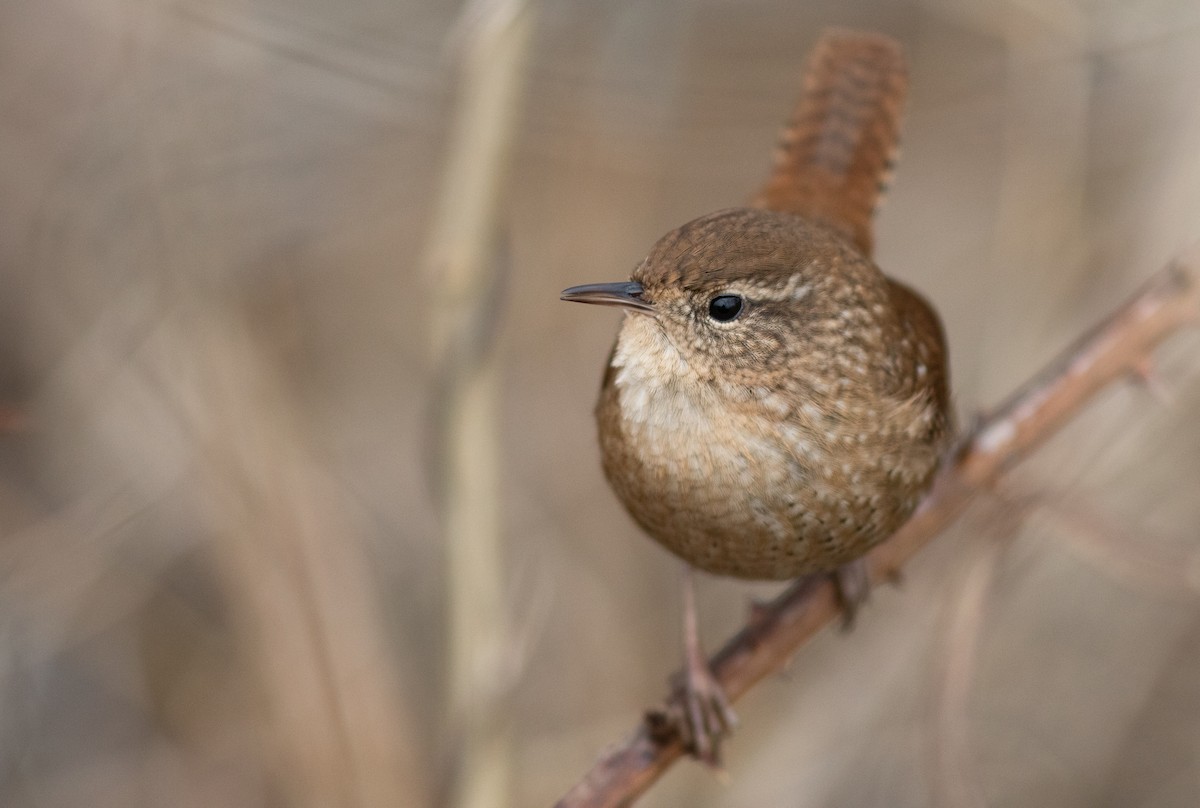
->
[554, 255, 1200, 808]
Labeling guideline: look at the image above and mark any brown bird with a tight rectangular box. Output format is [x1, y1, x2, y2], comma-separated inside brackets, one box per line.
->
[561, 30, 952, 763]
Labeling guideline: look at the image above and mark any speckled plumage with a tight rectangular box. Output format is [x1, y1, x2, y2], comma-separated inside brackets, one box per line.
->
[586, 32, 952, 581]
[595, 210, 950, 579]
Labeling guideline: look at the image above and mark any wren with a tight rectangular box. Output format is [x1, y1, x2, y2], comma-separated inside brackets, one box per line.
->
[561, 30, 953, 763]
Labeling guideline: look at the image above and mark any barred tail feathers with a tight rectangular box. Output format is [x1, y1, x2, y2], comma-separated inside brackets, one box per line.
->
[752, 30, 909, 257]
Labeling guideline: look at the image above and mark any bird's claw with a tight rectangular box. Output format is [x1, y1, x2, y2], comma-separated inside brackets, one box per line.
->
[833, 558, 871, 630]
[678, 658, 737, 767]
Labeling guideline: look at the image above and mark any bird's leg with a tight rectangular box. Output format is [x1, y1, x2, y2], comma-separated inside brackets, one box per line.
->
[678, 564, 737, 766]
[832, 557, 871, 630]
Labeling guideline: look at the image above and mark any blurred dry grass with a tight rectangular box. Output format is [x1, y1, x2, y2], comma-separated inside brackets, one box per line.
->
[1, 1, 1199, 807]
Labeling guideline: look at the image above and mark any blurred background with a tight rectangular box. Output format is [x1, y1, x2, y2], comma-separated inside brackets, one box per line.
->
[1, 0, 1199, 806]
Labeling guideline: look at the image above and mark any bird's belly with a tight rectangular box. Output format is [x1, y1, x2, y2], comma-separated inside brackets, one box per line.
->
[599, 383, 911, 580]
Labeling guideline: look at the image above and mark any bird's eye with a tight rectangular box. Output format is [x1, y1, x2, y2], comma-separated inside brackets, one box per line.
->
[707, 294, 744, 322]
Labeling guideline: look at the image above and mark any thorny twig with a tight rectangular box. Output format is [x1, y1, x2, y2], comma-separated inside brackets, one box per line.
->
[555, 256, 1199, 808]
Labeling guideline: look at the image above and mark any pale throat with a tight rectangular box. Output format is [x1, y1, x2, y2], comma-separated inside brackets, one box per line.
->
[609, 314, 715, 434]
[605, 311, 818, 541]
[606, 311, 832, 468]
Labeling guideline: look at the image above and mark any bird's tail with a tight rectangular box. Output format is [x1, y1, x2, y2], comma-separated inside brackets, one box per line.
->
[752, 30, 908, 257]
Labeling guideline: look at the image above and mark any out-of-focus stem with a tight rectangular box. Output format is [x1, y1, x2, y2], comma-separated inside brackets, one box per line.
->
[424, 3, 537, 808]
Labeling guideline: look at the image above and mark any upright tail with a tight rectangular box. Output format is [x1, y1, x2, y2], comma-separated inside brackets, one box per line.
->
[752, 30, 908, 257]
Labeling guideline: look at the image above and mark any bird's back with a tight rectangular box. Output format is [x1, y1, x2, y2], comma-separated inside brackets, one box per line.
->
[755, 29, 950, 432]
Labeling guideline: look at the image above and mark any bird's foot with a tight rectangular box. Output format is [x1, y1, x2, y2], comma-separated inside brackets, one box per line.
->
[677, 654, 737, 767]
[833, 558, 871, 630]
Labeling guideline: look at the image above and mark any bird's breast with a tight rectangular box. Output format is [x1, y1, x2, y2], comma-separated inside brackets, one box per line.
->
[595, 315, 934, 579]
[597, 318, 832, 578]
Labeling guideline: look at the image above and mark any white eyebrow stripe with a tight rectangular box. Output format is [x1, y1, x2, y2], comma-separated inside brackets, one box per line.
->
[728, 273, 812, 303]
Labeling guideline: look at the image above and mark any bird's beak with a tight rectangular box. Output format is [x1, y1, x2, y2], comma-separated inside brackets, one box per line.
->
[560, 281, 654, 313]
